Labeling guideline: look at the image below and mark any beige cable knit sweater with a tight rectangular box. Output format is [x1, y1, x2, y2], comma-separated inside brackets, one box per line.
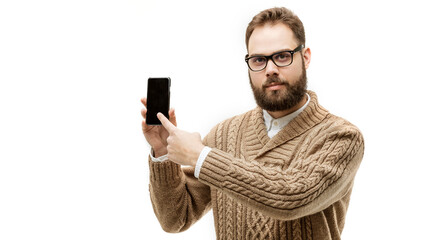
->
[148, 91, 364, 240]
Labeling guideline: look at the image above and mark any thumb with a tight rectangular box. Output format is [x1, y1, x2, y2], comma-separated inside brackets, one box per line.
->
[169, 108, 177, 127]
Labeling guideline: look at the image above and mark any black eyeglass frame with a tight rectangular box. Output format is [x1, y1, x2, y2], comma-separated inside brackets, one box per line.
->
[245, 44, 305, 72]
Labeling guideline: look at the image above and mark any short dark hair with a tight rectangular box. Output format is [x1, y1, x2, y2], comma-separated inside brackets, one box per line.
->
[245, 7, 306, 49]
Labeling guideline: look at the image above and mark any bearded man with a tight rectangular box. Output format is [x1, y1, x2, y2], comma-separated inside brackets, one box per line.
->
[141, 7, 364, 240]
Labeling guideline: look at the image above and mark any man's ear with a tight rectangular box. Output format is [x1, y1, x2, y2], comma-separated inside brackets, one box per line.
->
[303, 47, 311, 69]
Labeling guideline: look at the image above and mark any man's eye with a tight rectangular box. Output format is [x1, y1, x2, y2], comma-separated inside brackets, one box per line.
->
[274, 52, 291, 62]
[251, 57, 266, 65]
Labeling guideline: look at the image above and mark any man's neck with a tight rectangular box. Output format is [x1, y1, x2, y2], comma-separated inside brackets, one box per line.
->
[267, 94, 309, 119]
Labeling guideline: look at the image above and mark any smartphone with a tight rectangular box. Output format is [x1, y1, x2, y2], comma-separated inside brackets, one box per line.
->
[146, 77, 171, 125]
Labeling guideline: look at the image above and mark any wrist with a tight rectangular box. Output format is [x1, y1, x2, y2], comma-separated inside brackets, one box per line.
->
[192, 144, 205, 167]
[153, 147, 167, 157]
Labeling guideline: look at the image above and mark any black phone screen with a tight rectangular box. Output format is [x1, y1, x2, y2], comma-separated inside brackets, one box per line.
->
[146, 77, 170, 125]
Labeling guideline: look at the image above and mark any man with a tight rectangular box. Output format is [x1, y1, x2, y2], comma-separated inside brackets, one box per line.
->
[141, 7, 364, 240]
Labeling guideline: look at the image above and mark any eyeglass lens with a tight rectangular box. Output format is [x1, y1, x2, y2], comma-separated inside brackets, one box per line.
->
[247, 51, 293, 71]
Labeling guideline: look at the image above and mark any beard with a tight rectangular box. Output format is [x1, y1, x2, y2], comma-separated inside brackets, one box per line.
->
[250, 65, 307, 112]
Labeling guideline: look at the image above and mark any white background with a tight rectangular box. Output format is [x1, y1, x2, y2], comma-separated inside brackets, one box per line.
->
[1, 0, 426, 239]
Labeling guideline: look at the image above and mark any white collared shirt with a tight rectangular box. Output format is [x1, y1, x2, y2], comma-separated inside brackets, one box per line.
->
[263, 93, 311, 138]
[151, 93, 311, 178]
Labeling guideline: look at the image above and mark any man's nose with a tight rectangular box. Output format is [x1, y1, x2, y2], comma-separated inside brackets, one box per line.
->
[265, 59, 279, 77]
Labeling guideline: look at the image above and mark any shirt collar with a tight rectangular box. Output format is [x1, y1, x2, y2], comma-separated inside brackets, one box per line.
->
[263, 93, 311, 132]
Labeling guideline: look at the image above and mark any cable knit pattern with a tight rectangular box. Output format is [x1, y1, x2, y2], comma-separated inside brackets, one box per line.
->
[148, 91, 364, 239]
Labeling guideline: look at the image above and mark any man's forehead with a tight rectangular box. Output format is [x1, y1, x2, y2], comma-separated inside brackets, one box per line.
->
[248, 23, 298, 55]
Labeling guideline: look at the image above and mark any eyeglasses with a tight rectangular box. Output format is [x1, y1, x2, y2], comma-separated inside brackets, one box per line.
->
[245, 45, 304, 72]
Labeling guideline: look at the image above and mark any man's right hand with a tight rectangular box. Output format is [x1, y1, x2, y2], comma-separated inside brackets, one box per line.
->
[140, 98, 177, 157]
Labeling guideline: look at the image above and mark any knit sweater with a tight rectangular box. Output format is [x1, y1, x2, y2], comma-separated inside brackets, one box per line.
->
[148, 91, 364, 240]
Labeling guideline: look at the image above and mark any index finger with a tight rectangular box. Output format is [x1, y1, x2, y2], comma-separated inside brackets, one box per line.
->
[157, 112, 176, 133]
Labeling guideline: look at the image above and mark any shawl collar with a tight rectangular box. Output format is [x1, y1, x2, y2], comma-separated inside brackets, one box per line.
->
[249, 90, 329, 158]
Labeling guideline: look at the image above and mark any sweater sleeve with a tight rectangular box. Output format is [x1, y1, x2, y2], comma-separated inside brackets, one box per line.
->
[148, 158, 212, 233]
[198, 123, 364, 221]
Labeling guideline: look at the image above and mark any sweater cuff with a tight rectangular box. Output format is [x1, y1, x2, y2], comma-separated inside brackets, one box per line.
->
[149, 156, 182, 186]
[197, 148, 231, 189]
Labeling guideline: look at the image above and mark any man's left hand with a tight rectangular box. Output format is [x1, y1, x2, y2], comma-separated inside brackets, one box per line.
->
[157, 112, 205, 167]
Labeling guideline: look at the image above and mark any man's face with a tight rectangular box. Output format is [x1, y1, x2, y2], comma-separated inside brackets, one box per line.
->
[247, 23, 311, 112]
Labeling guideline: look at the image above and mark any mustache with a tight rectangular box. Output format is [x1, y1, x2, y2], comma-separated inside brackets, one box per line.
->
[262, 76, 289, 89]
